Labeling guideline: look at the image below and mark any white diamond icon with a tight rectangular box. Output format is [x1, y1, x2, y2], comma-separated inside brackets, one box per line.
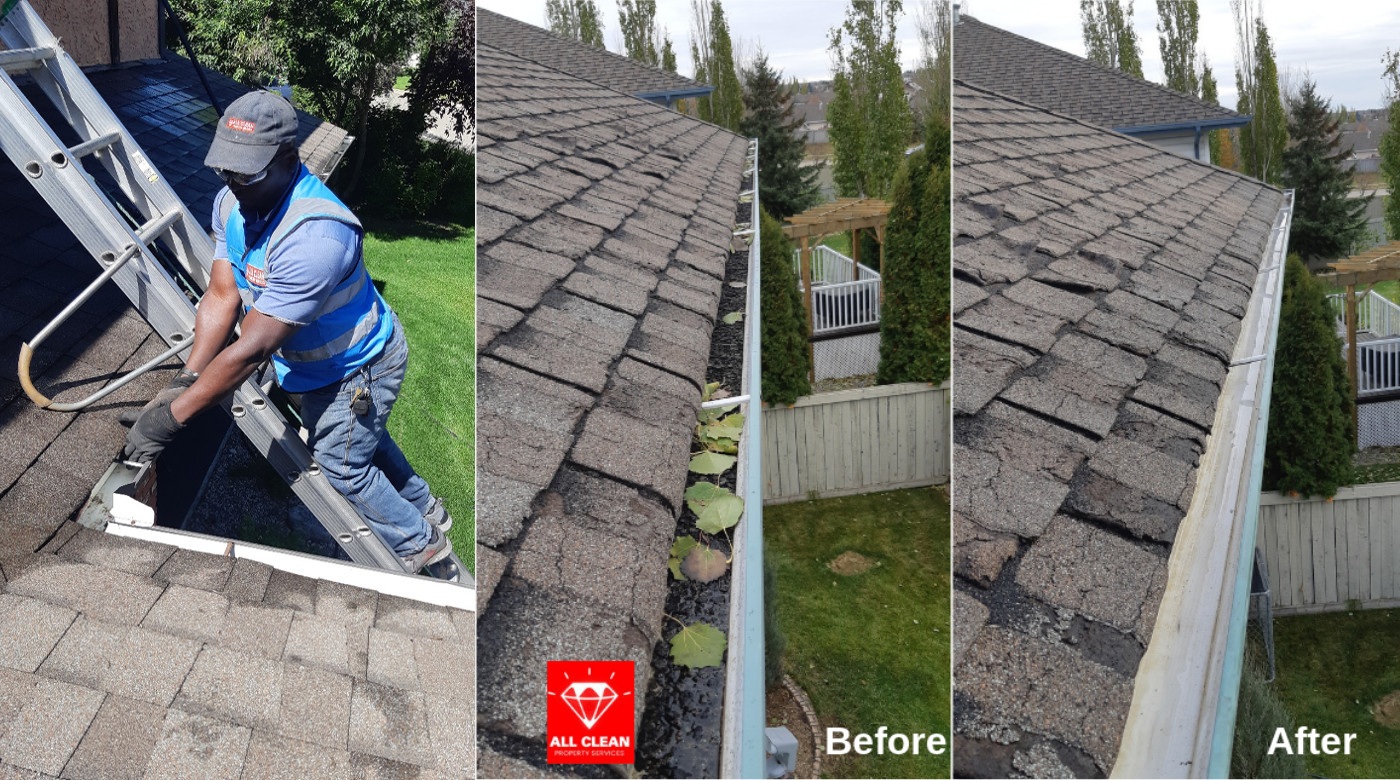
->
[561, 681, 618, 729]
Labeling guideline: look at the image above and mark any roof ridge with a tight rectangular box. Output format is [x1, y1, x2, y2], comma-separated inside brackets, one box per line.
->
[954, 78, 1280, 194]
[480, 41, 746, 143]
[478, 8, 705, 92]
[957, 15, 1242, 125]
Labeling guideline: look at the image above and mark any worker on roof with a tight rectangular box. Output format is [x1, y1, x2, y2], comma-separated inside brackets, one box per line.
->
[122, 90, 453, 575]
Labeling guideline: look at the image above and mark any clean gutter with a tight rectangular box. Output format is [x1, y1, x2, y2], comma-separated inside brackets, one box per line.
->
[1113, 189, 1294, 778]
[719, 137, 764, 779]
[1114, 115, 1254, 160]
[635, 85, 714, 106]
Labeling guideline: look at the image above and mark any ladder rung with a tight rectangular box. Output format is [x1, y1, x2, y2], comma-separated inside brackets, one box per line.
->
[68, 131, 120, 160]
[135, 210, 180, 246]
[0, 44, 55, 72]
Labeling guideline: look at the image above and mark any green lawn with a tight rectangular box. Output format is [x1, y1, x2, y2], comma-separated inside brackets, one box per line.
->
[393, 73, 411, 92]
[764, 487, 951, 779]
[1269, 608, 1400, 778]
[362, 219, 474, 572]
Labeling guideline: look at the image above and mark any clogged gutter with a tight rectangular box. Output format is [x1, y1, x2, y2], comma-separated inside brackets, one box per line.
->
[638, 164, 754, 778]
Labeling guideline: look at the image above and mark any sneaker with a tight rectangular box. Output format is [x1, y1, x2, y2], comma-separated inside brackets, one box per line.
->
[424, 495, 453, 533]
[400, 526, 453, 573]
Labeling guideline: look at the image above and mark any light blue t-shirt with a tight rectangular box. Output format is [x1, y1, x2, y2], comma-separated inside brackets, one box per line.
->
[211, 188, 363, 327]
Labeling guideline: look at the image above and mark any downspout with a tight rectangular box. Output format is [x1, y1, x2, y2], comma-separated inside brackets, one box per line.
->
[1207, 189, 1295, 777]
[1195, 123, 1202, 161]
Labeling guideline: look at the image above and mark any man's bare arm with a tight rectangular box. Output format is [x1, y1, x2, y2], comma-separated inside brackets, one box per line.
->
[170, 308, 297, 424]
[184, 259, 242, 374]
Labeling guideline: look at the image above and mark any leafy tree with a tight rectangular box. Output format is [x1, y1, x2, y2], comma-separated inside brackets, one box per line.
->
[169, 0, 280, 86]
[911, 0, 950, 129]
[1282, 78, 1370, 265]
[877, 118, 950, 385]
[690, 0, 743, 131]
[739, 54, 820, 220]
[1380, 49, 1400, 241]
[759, 209, 811, 406]
[1156, 0, 1199, 96]
[661, 31, 677, 72]
[827, 0, 913, 199]
[546, 0, 604, 47]
[618, 0, 659, 66]
[408, 0, 473, 141]
[1233, 4, 1286, 184]
[1201, 57, 1223, 165]
[1263, 255, 1353, 498]
[1081, 0, 1143, 78]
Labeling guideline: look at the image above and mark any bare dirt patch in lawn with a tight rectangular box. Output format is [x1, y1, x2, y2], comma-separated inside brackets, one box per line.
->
[829, 550, 875, 575]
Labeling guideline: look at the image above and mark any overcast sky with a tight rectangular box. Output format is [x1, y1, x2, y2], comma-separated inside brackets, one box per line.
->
[962, 0, 1400, 111]
[477, 0, 927, 82]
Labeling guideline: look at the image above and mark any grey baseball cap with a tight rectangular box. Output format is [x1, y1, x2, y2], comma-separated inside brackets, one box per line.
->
[204, 91, 299, 174]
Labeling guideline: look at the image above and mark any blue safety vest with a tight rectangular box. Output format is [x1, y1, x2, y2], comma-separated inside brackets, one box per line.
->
[219, 165, 393, 392]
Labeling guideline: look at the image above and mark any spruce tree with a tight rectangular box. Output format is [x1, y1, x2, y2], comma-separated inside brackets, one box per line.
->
[739, 54, 821, 220]
[1282, 77, 1371, 265]
[876, 117, 950, 385]
[1264, 255, 1354, 498]
[759, 208, 811, 405]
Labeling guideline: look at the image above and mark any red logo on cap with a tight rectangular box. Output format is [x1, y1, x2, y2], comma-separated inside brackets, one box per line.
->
[226, 118, 256, 134]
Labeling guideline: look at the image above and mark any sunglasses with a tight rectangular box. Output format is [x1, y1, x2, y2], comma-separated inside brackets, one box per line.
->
[214, 164, 271, 187]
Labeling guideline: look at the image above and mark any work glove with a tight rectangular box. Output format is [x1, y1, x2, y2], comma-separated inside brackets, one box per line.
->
[121, 396, 185, 463]
[119, 368, 198, 427]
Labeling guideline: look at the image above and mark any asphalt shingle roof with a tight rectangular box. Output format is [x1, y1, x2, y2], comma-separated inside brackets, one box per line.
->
[479, 8, 707, 99]
[0, 57, 471, 779]
[474, 39, 747, 775]
[951, 80, 1284, 777]
[954, 15, 1243, 131]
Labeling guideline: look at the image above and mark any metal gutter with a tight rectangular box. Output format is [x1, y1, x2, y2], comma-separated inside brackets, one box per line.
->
[1113, 115, 1254, 135]
[720, 137, 764, 779]
[1112, 189, 1294, 778]
[105, 521, 476, 611]
[635, 85, 714, 107]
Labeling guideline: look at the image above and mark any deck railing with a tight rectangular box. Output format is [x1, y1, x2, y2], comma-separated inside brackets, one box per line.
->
[793, 246, 882, 333]
[1329, 290, 1400, 395]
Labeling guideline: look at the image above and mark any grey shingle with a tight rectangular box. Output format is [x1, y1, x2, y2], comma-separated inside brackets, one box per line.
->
[62, 694, 166, 780]
[0, 595, 75, 673]
[348, 680, 434, 767]
[143, 710, 251, 780]
[0, 677, 103, 775]
[174, 646, 286, 730]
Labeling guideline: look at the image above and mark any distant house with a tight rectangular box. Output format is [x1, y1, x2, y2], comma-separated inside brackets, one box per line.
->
[478, 8, 713, 108]
[954, 14, 1249, 162]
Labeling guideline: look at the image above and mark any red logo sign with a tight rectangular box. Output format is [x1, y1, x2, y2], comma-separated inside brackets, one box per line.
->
[546, 661, 634, 764]
[244, 264, 266, 287]
[226, 117, 256, 134]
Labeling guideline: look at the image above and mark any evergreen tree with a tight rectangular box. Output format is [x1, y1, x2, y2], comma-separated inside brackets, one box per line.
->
[759, 209, 811, 405]
[1282, 78, 1370, 265]
[546, 0, 604, 48]
[1156, 0, 1199, 96]
[740, 54, 821, 220]
[1264, 255, 1354, 498]
[876, 117, 950, 385]
[827, 0, 913, 199]
[1380, 49, 1400, 241]
[1081, 0, 1143, 78]
[1202, 58, 1223, 166]
[618, 0, 658, 66]
[1235, 15, 1286, 184]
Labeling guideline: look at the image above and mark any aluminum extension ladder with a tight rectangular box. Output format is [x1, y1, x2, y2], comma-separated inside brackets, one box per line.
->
[0, 1, 467, 584]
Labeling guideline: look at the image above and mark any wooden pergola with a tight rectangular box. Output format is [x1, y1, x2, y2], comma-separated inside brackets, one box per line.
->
[1321, 241, 1400, 438]
[782, 198, 892, 379]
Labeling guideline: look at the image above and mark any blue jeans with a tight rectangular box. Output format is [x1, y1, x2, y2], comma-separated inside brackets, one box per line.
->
[298, 316, 432, 556]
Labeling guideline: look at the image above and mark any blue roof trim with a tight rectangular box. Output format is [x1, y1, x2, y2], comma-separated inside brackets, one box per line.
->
[636, 85, 715, 104]
[1115, 114, 1253, 135]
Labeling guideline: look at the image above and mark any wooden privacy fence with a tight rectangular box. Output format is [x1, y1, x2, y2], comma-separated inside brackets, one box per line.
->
[761, 381, 949, 503]
[1258, 481, 1400, 614]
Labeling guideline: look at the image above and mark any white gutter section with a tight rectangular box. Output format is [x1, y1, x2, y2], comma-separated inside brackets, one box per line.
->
[105, 522, 475, 612]
[1113, 189, 1294, 778]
